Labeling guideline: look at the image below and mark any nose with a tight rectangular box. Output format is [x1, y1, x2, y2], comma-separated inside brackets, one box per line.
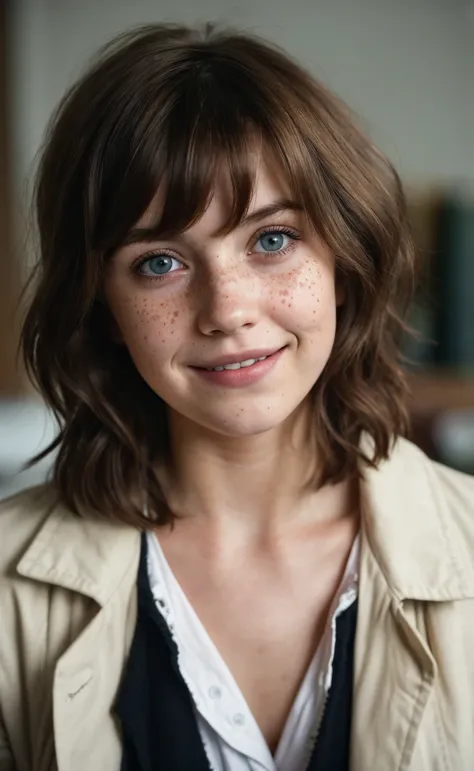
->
[196, 269, 260, 337]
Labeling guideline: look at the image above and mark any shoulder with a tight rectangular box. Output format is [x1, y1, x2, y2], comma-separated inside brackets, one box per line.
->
[364, 434, 474, 516]
[361, 437, 474, 599]
[0, 484, 140, 597]
[390, 436, 474, 512]
[429, 456, 474, 511]
[0, 484, 59, 576]
[0, 485, 138, 766]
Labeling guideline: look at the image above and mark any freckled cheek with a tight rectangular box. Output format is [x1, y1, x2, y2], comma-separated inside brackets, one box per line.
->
[266, 260, 336, 326]
[111, 293, 187, 358]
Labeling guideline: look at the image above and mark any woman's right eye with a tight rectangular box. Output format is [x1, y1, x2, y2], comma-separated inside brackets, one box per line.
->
[135, 253, 184, 279]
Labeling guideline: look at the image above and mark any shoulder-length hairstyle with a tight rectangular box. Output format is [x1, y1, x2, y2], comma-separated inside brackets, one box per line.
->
[21, 23, 415, 527]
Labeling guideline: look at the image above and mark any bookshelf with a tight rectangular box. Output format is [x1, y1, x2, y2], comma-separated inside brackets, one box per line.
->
[408, 371, 474, 413]
[406, 188, 474, 415]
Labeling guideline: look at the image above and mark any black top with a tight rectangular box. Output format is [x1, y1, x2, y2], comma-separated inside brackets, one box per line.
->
[116, 534, 357, 770]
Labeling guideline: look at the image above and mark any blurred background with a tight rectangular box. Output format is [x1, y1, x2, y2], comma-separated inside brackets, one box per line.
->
[0, 0, 473, 498]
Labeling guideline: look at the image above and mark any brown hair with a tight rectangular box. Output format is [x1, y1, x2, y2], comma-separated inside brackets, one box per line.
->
[21, 23, 415, 527]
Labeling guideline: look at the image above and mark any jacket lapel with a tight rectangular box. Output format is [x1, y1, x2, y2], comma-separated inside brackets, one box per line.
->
[16, 499, 141, 771]
[16, 500, 141, 606]
[351, 535, 436, 771]
[352, 437, 474, 771]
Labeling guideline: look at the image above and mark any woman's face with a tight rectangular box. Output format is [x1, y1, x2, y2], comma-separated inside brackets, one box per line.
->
[104, 159, 339, 438]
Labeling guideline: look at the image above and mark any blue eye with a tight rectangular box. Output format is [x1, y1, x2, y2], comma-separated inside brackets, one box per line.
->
[138, 254, 183, 277]
[258, 232, 285, 252]
[254, 229, 298, 254]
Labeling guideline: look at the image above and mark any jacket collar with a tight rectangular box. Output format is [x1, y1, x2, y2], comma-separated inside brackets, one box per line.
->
[16, 438, 474, 605]
[16, 493, 140, 606]
[360, 436, 474, 602]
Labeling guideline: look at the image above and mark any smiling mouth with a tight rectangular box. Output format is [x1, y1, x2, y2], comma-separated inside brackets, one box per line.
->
[205, 355, 270, 372]
[190, 347, 286, 387]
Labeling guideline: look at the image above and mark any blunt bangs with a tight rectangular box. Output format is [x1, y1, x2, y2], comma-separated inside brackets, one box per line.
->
[89, 55, 305, 259]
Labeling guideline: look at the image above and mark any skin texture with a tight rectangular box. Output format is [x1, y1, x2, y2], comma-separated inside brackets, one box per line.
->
[105, 160, 339, 442]
[104, 157, 358, 752]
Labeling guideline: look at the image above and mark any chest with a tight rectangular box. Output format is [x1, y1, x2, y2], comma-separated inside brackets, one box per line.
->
[156, 525, 356, 750]
[8, 537, 474, 771]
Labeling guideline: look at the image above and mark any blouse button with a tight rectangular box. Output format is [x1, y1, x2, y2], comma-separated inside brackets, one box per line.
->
[208, 686, 222, 700]
[233, 713, 245, 726]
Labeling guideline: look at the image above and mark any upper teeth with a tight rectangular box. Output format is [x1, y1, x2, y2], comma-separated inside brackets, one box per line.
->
[207, 356, 268, 372]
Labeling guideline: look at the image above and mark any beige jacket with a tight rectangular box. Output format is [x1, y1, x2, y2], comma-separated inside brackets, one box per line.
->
[1, 437, 474, 771]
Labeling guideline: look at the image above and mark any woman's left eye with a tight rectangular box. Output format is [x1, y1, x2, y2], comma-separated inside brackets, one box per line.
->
[136, 254, 184, 277]
[253, 229, 299, 254]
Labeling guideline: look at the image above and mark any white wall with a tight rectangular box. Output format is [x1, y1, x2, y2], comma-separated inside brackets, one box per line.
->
[9, 0, 474, 207]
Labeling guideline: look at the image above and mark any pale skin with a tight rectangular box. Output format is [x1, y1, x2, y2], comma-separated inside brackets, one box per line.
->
[105, 157, 359, 752]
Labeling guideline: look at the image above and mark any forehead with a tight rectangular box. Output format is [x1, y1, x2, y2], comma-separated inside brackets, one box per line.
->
[136, 154, 294, 240]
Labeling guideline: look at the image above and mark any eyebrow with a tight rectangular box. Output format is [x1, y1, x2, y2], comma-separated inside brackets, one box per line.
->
[121, 199, 303, 248]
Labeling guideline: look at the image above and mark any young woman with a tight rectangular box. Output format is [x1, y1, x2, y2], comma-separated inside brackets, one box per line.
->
[1, 22, 473, 771]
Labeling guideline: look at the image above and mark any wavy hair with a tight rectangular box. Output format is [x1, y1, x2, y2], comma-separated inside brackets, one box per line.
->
[21, 23, 415, 527]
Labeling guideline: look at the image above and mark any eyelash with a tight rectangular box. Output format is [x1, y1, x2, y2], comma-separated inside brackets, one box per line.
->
[131, 225, 302, 281]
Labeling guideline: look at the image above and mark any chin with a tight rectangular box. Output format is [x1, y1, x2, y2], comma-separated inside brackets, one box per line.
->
[200, 404, 296, 439]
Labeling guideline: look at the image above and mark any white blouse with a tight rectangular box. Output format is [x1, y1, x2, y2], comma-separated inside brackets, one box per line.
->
[146, 531, 359, 771]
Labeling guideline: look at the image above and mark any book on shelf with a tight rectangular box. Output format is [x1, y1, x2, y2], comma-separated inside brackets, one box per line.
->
[403, 190, 439, 367]
[404, 188, 474, 374]
[432, 192, 474, 371]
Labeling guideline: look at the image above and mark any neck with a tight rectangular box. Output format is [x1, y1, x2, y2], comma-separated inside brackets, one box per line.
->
[159, 400, 356, 538]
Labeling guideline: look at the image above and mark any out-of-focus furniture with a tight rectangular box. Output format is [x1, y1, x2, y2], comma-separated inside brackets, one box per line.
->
[408, 371, 474, 473]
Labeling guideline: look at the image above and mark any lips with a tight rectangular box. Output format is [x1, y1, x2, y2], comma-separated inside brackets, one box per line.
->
[205, 355, 270, 372]
[192, 347, 285, 371]
[191, 346, 286, 388]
